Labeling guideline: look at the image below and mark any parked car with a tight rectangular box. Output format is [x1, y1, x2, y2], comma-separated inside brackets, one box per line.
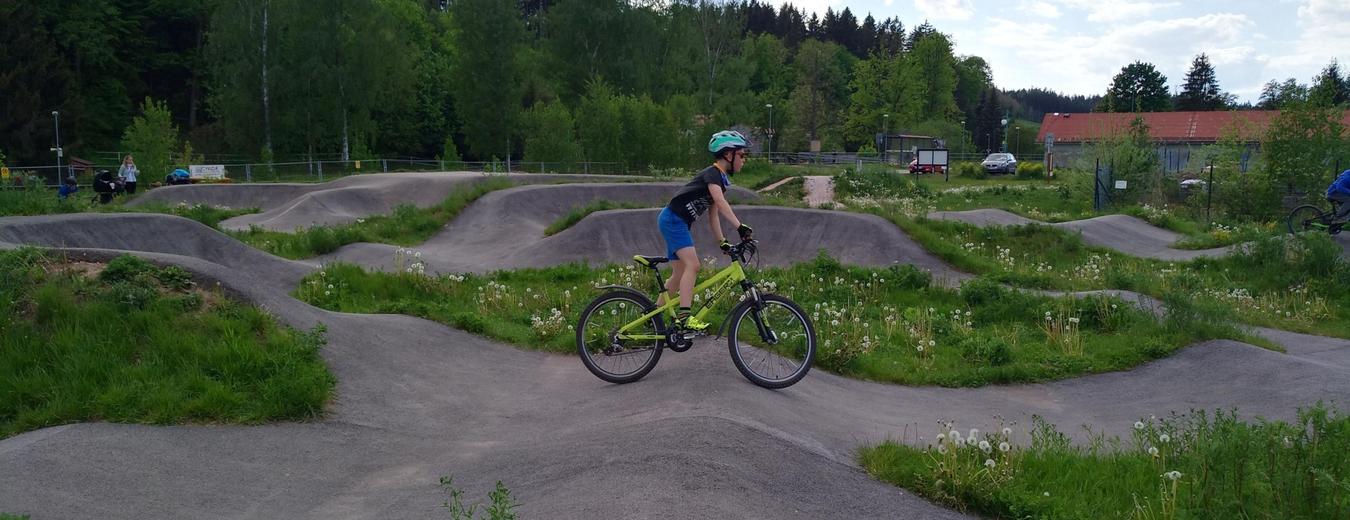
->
[908, 158, 945, 175]
[1179, 178, 1208, 192]
[981, 153, 1017, 174]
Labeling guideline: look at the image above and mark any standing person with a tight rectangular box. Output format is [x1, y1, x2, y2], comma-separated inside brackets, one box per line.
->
[655, 130, 754, 331]
[118, 155, 139, 194]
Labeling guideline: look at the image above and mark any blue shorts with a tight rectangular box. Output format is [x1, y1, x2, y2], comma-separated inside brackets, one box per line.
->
[658, 207, 694, 260]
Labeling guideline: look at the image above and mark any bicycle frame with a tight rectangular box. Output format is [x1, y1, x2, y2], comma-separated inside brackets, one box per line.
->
[615, 260, 748, 341]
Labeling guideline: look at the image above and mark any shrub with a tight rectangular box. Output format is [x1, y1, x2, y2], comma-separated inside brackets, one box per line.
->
[955, 162, 987, 180]
[958, 334, 1012, 366]
[1015, 161, 1045, 180]
[99, 255, 156, 284]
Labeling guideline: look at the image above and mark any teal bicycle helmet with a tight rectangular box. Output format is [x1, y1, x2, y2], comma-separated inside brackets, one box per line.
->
[708, 130, 750, 157]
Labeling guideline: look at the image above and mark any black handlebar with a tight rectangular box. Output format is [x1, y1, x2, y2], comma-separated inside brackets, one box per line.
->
[723, 238, 758, 263]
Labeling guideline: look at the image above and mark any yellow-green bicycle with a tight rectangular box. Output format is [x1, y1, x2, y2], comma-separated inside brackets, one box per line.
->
[576, 239, 817, 389]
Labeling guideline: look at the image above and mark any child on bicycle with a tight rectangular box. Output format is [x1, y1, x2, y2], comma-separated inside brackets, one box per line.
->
[1328, 168, 1350, 224]
[657, 130, 754, 331]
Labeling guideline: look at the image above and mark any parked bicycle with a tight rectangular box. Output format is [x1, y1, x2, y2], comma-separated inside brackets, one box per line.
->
[1287, 200, 1345, 235]
[576, 239, 816, 389]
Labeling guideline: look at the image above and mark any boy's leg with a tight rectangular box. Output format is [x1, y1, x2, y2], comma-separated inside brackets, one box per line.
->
[1331, 195, 1350, 223]
[656, 260, 681, 306]
[673, 247, 711, 331]
[674, 247, 700, 308]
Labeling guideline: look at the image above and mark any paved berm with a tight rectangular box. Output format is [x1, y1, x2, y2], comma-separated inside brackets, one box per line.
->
[2, 175, 1349, 519]
[928, 209, 1240, 261]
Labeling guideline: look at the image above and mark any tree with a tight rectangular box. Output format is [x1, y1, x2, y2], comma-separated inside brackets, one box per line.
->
[574, 79, 623, 163]
[1264, 102, 1350, 197]
[953, 56, 992, 121]
[900, 32, 959, 122]
[522, 101, 582, 163]
[1175, 54, 1228, 111]
[450, 0, 526, 160]
[206, 0, 271, 157]
[1309, 59, 1349, 108]
[0, 2, 71, 164]
[787, 40, 849, 149]
[972, 89, 1005, 153]
[121, 98, 180, 179]
[843, 53, 892, 148]
[618, 95, 679, 170]
[1099, 61, 1171, 112]
[1258, 78, 1308, 109]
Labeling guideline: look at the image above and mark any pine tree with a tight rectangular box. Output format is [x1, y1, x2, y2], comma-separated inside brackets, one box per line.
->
[1175, 54, 1226, 111]
[973, 89, 1004, 154]
[1309, 59, 1349, 107]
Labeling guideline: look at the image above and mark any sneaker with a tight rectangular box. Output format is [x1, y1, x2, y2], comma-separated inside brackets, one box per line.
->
[676, 314, 712, 332]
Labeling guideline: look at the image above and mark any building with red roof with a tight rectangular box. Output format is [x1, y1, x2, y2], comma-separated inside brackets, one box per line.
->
[1036, 110, 1350, 172]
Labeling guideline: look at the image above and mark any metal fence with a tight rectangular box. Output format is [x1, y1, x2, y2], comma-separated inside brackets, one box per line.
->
[5, 149, 1052, 189]
[1, 158, 628, 188]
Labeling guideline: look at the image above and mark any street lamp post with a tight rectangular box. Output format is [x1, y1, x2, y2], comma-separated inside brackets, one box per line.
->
[765, 103, 774, 158]
[1014, 125, 1021, 156]
[1000, 117, 1008, 153]
[881, 113, 889, 163]
[51, 111, 63, 178]
[959, 120, 967, 158]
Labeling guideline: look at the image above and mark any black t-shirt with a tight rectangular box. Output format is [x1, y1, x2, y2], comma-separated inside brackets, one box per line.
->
[667, 165, 730, 225]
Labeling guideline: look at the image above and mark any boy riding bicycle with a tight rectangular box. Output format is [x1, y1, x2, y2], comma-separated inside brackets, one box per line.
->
[657, 130, 755, 332]
[1328, 168, 1350, 224]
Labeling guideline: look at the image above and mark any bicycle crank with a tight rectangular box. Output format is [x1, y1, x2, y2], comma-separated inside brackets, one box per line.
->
[666, 329, 696, 352]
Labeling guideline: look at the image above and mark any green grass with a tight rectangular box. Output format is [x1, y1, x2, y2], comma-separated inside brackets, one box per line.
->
[229, 177, 513, 258]
[0, 514, 29, 520]
[876, 213, 1350, 339]
[833, 167, 1096, 221]
[544, 200, 650, 236]
[295, 253, 1240, 387]
[860, 404, 1350, 519]
[0, 185, 257, 227]
[0, 249, 334, 438]
[1122, 205, 1275, 250]
[732, 158, 841, 190]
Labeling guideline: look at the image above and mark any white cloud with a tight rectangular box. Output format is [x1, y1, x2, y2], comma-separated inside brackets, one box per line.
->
[1247, 0, 1348, 90]
[913, 0, 975, 21]
[1022, 1, 1061, 19]
[1052, 0, 1179, 23]
[976, 13, 1257, 99]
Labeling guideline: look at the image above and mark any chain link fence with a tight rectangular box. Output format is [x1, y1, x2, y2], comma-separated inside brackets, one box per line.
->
[1, 158, 628, 189]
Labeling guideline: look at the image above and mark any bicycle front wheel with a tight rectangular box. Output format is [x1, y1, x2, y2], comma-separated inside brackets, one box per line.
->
[1287, 205, 1327, 234]
[727, 294, 816, 389]
[577, 289, 664, 384]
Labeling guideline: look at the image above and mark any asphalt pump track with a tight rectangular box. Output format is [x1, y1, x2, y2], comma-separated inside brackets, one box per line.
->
[2, 177, 1349, 518]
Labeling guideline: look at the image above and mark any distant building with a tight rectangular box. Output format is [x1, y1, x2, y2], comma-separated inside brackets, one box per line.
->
[880, 133, 940, 163]
[1036, 110, 1350, 172]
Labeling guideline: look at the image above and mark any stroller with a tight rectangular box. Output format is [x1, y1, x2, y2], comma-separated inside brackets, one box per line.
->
[91, 169, 121, 204]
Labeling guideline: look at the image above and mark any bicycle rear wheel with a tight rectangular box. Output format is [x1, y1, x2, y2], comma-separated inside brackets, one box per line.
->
[727, 294, 816, 389]
[577, 289, 664, 384]
[1287, 205, 1328, 234]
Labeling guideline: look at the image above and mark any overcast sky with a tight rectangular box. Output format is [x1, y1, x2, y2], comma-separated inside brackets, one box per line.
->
[778, 0, 1348, 103]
